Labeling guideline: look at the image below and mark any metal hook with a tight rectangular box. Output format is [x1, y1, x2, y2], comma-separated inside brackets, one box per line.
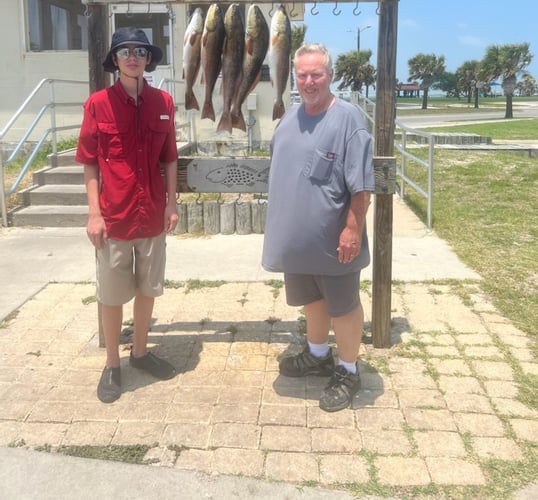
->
[83, 5, 90, 17]
[126, 2, 133, 18]
[235, 193, 244, 205]
[333, 2, 342, 16]
[376, 1, 381, 15]
[353, 2, 361, 16]
[269, 3, 275, 17]
[290, 2, 298, 18]
[216, 192, 224, 205]
[310, 2, 319, 16]
[195, 192, 202, 205]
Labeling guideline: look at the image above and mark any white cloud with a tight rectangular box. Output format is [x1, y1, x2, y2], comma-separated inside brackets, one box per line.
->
[458, 35, 487, 48]
[400, 18, 418, 28]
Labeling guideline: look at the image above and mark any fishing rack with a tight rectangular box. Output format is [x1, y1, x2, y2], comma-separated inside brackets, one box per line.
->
[83, 0, 398, 348]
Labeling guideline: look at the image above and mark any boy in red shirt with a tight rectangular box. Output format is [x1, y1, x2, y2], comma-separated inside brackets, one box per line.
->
[76, 27, 179, 403]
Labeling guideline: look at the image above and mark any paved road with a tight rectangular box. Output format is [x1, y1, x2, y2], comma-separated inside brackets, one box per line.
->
[396, 100, 538, 128]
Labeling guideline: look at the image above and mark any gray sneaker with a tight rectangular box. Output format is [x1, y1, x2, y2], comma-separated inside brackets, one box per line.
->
[279, 345, 334, 377]
[319, 364, 361, 412]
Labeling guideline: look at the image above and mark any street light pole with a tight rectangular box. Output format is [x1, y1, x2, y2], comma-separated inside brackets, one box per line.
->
[357, 25, 372, 53]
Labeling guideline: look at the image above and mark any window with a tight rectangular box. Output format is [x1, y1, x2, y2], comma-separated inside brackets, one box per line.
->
[114, 13, 171, 65]
[28, 0, 87, 51]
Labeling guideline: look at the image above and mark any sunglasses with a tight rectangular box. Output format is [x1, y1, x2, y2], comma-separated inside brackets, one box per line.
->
[115, 47, 149, 60]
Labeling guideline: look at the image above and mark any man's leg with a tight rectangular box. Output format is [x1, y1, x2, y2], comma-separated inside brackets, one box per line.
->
[131, 292, 154, 358]
[97, 303, 123, 403]
[332, 303, 364, 365]
[101, 304, 123, 368]
[304, 299, 331, 344]
[129, 291, 176, 380]
[319, 303, 364, 412]
[279, 299, 335, 377]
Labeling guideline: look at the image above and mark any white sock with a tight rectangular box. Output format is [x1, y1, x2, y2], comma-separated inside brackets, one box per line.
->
[338, 360, 357, 374]
[308, 341, 330, 358]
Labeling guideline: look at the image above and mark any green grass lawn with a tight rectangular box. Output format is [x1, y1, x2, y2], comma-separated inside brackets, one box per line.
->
[398, 126, 537, 345]
[425, 118, 538, 140]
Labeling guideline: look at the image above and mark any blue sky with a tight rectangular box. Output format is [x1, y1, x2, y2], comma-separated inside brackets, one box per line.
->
[298, 0, 537, 84]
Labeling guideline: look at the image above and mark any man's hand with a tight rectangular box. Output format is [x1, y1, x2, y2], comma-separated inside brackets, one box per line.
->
[337, 227, 361, 264]
[164, 204, 179, 234]
[86, 213, 108, 250]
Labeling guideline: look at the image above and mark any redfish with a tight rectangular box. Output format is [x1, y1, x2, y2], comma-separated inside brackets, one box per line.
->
[217, 4, 245, 133]
[183, 8, 204, 111]
[201, 3, 225, 121]
[230, 5, 269, 131]
[268, 5, 292, 120]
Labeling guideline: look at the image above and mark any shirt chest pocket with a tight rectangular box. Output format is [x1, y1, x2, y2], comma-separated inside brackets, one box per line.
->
[304, 147, 337, 183]
[97, 122, 130, 160]
[147, 119, 171, 158]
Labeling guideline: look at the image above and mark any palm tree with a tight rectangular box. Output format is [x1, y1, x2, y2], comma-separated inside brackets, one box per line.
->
[481, 43, 533, 118]
[290, 24, 307, 90]
[517, 72, 537, 97]
[456, 60, 482, 107]
[407, 53, 446, 109]
[334, 49, 376, 95]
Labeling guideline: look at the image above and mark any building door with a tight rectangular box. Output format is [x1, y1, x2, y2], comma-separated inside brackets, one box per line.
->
[110, 3, 175, 97]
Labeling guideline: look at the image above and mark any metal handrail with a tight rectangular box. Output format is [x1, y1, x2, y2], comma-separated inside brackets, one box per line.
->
[356, 96, 434, 230]
[156, 77, 193, 143]
[1, 78, 89, 226]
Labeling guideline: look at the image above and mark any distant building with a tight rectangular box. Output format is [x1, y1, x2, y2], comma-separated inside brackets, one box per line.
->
[396, 83, 421, 98]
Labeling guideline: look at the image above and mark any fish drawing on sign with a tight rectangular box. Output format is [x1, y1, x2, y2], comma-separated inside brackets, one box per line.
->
[230, 4, 269, 132]
[217, 4, 245, 134]
[201, 3, 225, 121]
[183, 7, 204, 111]
[269, 5, 292, 121]
[206, 164, 270, 187]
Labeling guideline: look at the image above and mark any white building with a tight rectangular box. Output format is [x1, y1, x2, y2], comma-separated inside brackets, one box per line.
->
[1, 1, 298, 152]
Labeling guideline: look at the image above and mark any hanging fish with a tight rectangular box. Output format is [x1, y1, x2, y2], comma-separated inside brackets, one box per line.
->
[230, 4, 270, 131]
[183, 7, 204, 111]
[201, 3, 225, 121]
[217, 4, 245, 134]
[268, 5, 292, 120]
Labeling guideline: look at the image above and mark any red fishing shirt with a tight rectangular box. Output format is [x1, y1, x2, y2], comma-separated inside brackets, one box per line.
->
[76, 79, 178, 240]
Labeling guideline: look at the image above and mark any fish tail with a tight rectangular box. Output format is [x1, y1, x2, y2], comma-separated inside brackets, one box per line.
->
[231, 110, 246, 132]
[217, 112, 233, 133]
[201, 100, 216, 121]
[185, 91, 200, 111]
[272, 100, 285, 120]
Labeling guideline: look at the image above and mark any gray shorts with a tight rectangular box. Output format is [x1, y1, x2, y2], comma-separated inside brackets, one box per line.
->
[96, 233, 166, 306]
[284, 272, 361, 317]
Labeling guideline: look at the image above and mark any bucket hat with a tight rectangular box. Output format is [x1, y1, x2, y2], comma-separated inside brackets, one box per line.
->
[102, 27, 163, 73]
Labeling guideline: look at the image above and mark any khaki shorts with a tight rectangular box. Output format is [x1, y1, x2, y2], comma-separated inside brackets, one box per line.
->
[284, 272, 361, 317]
[96, 233, 166, 306]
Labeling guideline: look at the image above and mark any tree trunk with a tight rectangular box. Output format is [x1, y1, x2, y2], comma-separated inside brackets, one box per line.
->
[505, 94, 514, 118]
[421, 88, 429, 109]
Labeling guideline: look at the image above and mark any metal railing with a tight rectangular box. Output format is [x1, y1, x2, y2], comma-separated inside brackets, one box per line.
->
[156, 77, 193, 144]
[0, 77, 193, 227]
[0, 78, 88, 226]
[358, 96, 434, 230]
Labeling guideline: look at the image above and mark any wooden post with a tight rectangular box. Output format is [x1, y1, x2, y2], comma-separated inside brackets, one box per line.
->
[87, 4, 108, 94]
[372, 0, 398, 348]
[87, 3, 109, 348]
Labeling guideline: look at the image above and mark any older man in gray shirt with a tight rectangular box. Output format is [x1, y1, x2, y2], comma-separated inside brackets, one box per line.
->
[262, 43, 375, 412]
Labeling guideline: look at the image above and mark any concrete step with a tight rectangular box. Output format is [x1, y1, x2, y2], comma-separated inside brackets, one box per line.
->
[53, 149, 77, 165]
[33, 166, 84, 186]
[9, 205, 87, 227]
[18, 184, 87, 206]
